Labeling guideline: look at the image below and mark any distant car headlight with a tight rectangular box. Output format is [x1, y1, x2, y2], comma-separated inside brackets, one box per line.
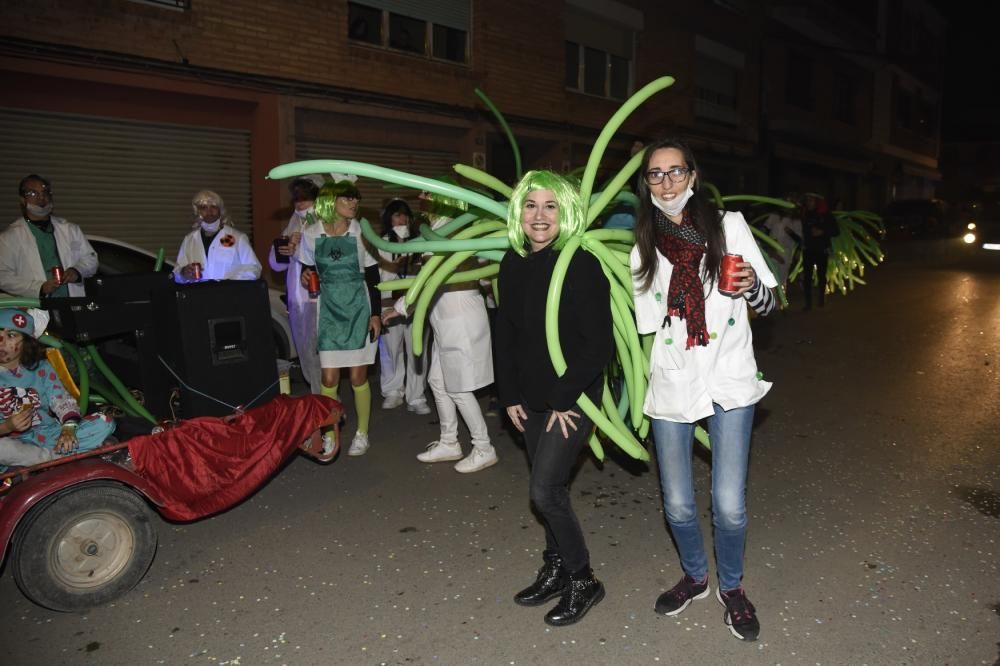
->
[963, 232, 977, 244]
[967, 222, 977, 230]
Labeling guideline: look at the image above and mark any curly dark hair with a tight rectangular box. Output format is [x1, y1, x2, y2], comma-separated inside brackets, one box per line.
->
[633, 138, 726, 293]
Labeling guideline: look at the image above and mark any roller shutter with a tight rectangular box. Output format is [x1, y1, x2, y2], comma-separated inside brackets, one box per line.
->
[0, 107, 251, 257]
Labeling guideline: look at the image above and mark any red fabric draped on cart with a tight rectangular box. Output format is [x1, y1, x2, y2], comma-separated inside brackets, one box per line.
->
[129, 395, 337, 522]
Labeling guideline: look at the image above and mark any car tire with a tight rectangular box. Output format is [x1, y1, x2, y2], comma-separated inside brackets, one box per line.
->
[11, 484, 158, 612]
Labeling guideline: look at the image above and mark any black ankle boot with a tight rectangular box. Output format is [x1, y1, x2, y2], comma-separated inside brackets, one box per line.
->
[514, 550, 566, 606]
[543, 567, 605, 626]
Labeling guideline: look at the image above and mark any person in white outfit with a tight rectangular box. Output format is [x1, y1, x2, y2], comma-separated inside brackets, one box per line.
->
[173, 190, 261, 284]
[0, 174, 98, 299]
[632, 138, 777, 642]
[268, 177, 322, 394]
[386, 191, 497, 473]
[376, 199, 430, 414]
[761, 203, 802, 288]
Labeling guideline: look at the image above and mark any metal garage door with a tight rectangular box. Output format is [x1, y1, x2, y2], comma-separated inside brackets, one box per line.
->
[0, 107, 251, 258]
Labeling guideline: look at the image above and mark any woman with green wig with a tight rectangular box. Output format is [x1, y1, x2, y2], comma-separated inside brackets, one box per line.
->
[494, 171, 613, 626]
[297, 179, 382, 457]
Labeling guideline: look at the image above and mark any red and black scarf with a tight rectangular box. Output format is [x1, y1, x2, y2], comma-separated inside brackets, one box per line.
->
[654, 208, 709, 349]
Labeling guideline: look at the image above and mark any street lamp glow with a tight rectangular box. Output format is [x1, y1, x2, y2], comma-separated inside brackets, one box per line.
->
[963, 232, 977, 244]
[967, 222, 977, 230]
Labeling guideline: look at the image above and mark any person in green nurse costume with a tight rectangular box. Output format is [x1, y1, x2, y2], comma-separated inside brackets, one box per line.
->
[297, 179, 382, 457]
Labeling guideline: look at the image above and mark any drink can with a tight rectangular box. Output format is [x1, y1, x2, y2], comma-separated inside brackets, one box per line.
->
[191, 262, 203, 281]
[307, 271, 321, 299]
[51, 266, 64, 284]
[718, 254, 743, 295]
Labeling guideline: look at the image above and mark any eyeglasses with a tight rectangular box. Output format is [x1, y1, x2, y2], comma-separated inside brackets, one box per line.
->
[644, 167, 692, 186]
[21, 190, 51, 200]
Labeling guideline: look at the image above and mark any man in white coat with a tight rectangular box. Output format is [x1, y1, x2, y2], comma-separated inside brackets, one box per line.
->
[0, 174, 99, 298]
[174, 190, 261, 283]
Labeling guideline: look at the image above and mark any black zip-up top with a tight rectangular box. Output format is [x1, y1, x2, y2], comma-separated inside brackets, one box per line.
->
[494, 243, 613, 412]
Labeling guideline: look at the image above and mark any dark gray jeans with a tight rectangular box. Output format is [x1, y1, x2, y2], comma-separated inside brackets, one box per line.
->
[522, 407, 593, 573]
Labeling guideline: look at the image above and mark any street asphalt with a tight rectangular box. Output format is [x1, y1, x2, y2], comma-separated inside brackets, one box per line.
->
[2, 248, 998, 665]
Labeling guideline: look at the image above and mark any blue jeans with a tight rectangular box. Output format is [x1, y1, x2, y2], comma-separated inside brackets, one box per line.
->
[652, 403, 754, 591]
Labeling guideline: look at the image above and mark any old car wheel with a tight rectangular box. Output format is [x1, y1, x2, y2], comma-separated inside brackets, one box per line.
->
[11, 484, 158, 612]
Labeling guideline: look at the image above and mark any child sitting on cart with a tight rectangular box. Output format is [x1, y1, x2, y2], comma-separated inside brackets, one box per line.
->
[0, 308, 115, 469]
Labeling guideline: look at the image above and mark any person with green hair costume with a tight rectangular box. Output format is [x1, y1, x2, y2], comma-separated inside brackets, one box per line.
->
[296, 179, 382, 457]
[494, 171, 613, 626]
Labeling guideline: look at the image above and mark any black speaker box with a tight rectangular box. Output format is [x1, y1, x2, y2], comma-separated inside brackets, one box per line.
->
[85, 271, 174, 303]
[151, 280, 278, 418]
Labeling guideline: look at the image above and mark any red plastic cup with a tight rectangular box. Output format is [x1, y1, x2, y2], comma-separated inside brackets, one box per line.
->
[191, 262, 203, 281]
[51, 266, 64, 284]
[718, 254, 743, 296]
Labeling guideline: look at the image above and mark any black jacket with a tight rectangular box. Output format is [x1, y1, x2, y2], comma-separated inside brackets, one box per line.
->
[494, 244, 613, 412]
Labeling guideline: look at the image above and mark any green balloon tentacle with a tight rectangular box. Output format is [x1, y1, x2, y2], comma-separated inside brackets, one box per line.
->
[474, 88, 522, 180]
[579, 76, 675, 209]
[269, 160, 508, 219]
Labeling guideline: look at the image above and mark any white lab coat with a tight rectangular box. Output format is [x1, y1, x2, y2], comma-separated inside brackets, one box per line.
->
[632, 212, 777, 422]
[268, 213, 321, 392]
[424, 216, 493, 393]
[377, 241, 428, 404]
[0, 217, 98, 297]
[173, 224, 261, 283]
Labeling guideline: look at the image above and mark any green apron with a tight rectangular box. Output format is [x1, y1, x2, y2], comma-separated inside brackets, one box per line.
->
[315, 234, 369, 351]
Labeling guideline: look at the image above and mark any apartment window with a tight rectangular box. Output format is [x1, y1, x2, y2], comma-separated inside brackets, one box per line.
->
[697, 56, 739, 107]
[786, 51, 814, 111]
[833, 71, 855, 124]
[565, 2, 639, 101]
[347, 1, 469, 64]
[349, 3, 382, 45]
[694, 36, 744, 125]
[389, 13, 425, 54]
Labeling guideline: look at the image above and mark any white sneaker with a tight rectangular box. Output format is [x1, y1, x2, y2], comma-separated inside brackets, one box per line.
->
[416, 440, 463, 463]
[348, 431, 370, 456]
[408, 402, 432, 415]
[382, 394, 404, 409]
[321, 433, 337, 456]
[454, 447, 498, 474]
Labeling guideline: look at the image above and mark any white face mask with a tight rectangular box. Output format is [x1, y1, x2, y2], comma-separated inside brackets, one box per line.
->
[294, 206, 314, 219]
[200, 219, 221, 234]
[392, 225, 410, 240]
[650, 187, 694, 218]
[26, 203, 53, 218]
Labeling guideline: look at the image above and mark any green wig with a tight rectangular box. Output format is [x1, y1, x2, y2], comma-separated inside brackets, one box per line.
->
[315, 180, 361, 222]
[506, 170, 585, 257]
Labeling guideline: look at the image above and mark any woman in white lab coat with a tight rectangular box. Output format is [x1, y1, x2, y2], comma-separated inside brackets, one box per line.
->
[632, 138, 777, 642]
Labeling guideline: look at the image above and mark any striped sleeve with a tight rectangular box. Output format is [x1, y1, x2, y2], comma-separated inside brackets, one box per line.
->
[743, 279, 776, 316]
